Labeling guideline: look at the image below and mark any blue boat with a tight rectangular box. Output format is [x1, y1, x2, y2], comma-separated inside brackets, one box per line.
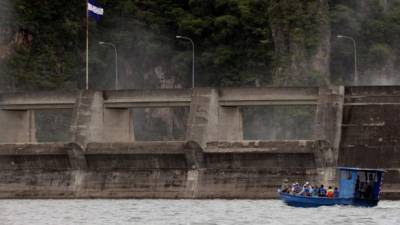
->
[279, 167, 385, 207]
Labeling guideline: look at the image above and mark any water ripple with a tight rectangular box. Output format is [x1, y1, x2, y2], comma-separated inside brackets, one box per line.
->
[0, 200, 399, 225]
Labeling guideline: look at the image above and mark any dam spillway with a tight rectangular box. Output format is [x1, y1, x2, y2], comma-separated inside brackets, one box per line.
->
[0, 86, 399, 199]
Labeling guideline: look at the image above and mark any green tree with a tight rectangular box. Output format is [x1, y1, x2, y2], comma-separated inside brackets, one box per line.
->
[4, 0, 84, 90]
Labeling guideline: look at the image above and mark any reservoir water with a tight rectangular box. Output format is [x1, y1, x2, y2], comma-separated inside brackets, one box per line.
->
[1, 200, 399, 225]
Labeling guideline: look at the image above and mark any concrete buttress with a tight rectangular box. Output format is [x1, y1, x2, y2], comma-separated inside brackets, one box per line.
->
[186, 88, 219, 148]
[314, 86, 344, 186]
[70, 91, 104, 147]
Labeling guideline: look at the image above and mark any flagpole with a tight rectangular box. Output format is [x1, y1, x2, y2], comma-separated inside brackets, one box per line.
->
[86, 0, 89, 90]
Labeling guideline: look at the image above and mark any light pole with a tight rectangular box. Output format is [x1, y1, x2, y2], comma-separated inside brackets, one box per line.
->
[99, 41, 118, 90]
[337, 35, 357, 84]
[176, 35, 195, 89]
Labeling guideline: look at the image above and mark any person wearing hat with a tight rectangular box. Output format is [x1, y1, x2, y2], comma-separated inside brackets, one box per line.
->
[300, 182, 312, 196]
[293, 182, 302, 194]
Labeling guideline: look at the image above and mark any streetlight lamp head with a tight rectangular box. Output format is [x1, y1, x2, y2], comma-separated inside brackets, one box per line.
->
[99, 41, 105, 45]
[337, 35, 343, 38]
[176, 35, 182, 39]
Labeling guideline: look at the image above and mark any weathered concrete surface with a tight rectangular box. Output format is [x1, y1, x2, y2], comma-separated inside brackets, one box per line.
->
[0, 87, 323, 144]
[218, 87, 319, 106]
[339, 86, 400, 199]
[0, 141, 325, 199]
[0, 86, 399, 199]
[0, 110, 36, 143]
[70, 91, 104, 146]
[217, 107, 243, 141]
[103, 109, 134, 142]
[1, 87, 323, 144]
[186, 88, 219, 148]
[103, 89, 192, 108]
[0, 87, 323, 111]
[314, 86, 344, 186]
[0, 91, 77, 110]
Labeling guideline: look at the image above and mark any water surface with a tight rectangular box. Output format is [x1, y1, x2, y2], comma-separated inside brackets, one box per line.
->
[0, 200, 399, 225]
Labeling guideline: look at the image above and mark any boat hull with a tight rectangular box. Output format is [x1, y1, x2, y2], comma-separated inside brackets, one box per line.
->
[279, 193, 378, 207]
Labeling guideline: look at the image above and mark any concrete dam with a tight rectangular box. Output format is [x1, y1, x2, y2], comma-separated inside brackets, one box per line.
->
[0, 86, 399, 199]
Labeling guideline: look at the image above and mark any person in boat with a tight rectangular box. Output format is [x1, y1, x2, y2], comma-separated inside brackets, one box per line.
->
[298, 185, 305, 196]
[355, 175, 361, 198]
[308, 183, 314, 196]
[334, 187, 339, 198]
[359, 181, 367, 198]
[318, 184, 327, 197]
[290, 183, 296, 194]
[299, 182, 311, 196]
[293, 182, 302, 194]
[312, 185, 319, 197]
[290, 182, 300, 194]
[326, 186, 334, 198]
[280, 179, 290, 193]
[305, 182, 313, 196]
[364, 173, 375, 199]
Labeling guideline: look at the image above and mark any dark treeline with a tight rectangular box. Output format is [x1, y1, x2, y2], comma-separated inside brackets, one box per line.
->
[1, 0, 400, 91]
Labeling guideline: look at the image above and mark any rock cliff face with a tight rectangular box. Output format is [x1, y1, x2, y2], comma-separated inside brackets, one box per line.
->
[269, 0, 330, 86]
[351, 0, 400, 85]
[0, 0, 13, 92]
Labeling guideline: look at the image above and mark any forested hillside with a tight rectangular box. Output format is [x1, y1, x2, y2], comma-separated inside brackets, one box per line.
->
[0, 0, 400, 91]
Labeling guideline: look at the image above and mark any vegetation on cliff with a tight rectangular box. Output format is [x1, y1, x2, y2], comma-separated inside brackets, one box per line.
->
[1, 0, 400, 90]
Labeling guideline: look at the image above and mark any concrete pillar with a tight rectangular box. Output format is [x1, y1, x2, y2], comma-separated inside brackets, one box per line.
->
[218, 106, 243, 141]
[315, 86, 344, 149]
[184, 141, 205, 169]
[314, 86, 345, 186]
[71, 91, 136, 146]
[103, 108, 135, 142]
[315, 86, 344, 153]
[0, 110, 36, 143]
[66, 142, 87, 170]
[186, 88, 219, 148]
[70, 91, 104, 146]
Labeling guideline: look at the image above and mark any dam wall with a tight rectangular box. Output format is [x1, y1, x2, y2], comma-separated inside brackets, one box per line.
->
[0, 141, 326, 199]
[0, 86, 399, 199]
[338, 86, 400, 199]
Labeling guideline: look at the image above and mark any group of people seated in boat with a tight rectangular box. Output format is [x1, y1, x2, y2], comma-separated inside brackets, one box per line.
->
[280, 180, 339, 198]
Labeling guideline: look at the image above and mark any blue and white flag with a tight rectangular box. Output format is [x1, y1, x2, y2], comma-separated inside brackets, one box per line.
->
[88, 0, 104, 21]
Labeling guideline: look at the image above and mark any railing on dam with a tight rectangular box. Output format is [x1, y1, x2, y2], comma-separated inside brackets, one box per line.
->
[218, 87, 319, 106]
[0, 87, 341, 145]
[0, 91, 77, 110]
[0, 87, 320, 110]
[0, 87, 340, 145]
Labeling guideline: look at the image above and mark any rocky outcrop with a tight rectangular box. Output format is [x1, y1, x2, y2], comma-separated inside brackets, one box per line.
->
[269, 0, 331, 86]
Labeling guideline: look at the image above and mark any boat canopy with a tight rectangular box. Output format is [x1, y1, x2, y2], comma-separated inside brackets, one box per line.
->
[337, 167, 384, 200]
[337, 167, 385, 172]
